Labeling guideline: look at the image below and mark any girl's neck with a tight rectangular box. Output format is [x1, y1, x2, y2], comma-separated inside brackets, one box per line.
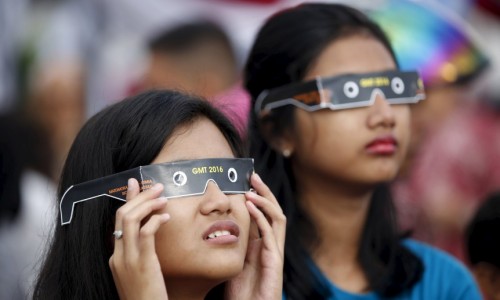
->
[294, 166, 375, 292]
[165, 279, 220, 300]
[298, 174, 372, 258]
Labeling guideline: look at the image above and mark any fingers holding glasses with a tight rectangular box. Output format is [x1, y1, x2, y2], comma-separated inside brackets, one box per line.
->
[112, 179, 169, 259]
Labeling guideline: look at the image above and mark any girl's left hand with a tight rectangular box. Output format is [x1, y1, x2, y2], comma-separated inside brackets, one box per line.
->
[225, 173, 286, 300]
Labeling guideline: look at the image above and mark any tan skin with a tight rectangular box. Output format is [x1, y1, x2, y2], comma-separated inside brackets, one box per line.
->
[109, 118, 286, 300]
[279, 34, 411, 293]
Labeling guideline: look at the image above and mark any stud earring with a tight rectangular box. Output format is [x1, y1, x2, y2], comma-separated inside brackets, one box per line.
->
[282, 149, 292, 158]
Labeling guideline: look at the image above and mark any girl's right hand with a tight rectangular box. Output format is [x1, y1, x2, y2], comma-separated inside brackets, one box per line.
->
[109, 178, 170, 300]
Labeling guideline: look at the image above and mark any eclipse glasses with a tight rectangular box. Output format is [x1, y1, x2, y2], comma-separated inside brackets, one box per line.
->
[255, 70, 425, 115]
[60, 158, 254, 225]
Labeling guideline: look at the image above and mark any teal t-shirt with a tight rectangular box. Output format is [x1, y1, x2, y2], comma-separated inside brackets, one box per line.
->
[286, 239, 482, 299]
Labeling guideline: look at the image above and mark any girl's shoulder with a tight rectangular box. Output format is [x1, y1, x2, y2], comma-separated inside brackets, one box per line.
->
[399, 239, 482, 300]
[402, 238, 468, 273]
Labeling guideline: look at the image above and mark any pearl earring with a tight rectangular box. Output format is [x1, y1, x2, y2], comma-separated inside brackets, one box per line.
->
[282, 149, 292, 158]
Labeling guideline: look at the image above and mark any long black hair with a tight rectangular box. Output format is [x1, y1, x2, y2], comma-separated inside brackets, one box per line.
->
[33, 90, 243, 299]
[244, 3, 422, 298]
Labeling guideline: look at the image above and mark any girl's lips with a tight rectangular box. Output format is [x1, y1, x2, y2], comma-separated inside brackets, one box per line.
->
[202, 220, 240, 245]
[365, 135, 398, 155]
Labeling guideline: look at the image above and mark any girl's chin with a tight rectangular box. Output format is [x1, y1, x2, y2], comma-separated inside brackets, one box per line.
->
[205, 263, 245, 280]
[164, 262, 244, 281]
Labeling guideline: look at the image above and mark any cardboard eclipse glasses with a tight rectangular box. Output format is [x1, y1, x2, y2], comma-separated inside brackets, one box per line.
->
[60, 158, 254, 225]
[255, 70, 425, 115]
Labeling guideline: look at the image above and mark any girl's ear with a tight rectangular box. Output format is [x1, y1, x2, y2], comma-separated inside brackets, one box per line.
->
[258, 118, 295, 157]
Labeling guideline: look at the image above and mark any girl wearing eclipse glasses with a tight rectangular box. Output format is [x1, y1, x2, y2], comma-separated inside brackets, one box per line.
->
[244, 3, 480, 299]
[33, 90, 285, 300]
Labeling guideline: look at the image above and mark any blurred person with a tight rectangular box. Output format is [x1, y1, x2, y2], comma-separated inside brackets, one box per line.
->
[0, 113, 56, 299]
[33, 89, 285, 299]
[31, 0, 276, 118]
[370, 0, 495, 261]
[141, 20, 251, 137]
[144, 20, 238, 100]
[245, 3, 481, 299]
[26, 63, 86, 181]
[29, 0, 307, 141]
[20, 0, 96, 181]
[466, 191, 500, 300]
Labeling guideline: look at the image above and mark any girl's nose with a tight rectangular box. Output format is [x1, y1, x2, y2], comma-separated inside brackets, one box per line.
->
[367, 93, 396, 129]
[199, 181, 232, 215]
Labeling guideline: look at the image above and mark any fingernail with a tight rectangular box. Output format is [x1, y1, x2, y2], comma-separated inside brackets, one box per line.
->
[152, 183, 163, 190]
[161, 213, 171, 221]
[158, 197, 168, 203]
[246, 191, 257, 198]
[128, 178, 135, 188]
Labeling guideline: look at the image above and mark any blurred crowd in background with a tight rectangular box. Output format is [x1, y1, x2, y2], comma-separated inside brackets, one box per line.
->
[1, 0, 499, 299]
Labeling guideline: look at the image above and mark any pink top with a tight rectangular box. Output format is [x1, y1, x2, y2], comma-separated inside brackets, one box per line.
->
[212, 82, 251, 139]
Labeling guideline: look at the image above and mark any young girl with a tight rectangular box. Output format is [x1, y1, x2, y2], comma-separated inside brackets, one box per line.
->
[244, 3, 481, 299]
[33, 90, 285, 299]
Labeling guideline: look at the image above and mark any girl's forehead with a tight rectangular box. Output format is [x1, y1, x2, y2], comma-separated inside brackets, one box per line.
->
[305, 36, 396, 80]
[153, 118, 234, 164]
